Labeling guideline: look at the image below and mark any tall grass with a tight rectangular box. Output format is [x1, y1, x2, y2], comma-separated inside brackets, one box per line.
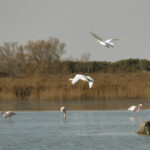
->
[0, 72, 150, 101]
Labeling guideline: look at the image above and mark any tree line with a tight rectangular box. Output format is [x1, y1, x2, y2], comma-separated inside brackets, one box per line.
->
[0, 37, 150, 77]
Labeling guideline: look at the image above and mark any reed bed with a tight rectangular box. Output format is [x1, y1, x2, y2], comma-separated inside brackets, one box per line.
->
[0, 72, 150, 101]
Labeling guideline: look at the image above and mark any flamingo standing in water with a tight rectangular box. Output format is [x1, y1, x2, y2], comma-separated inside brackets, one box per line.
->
[128, 104, 142, 117]
[60, 106, 67, 123]
[1, 111, 16, 119]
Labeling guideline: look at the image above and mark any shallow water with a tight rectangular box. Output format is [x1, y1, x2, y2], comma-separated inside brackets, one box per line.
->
[0, 110, 150, 150]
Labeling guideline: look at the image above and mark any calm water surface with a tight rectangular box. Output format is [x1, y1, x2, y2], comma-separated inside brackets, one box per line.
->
[0, 110, 150, 150]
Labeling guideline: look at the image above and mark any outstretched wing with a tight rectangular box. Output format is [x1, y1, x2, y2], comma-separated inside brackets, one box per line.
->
[89, 32, 103, 41]
[88, 82, 93, 88]
[86, 76, 94, 88]
[105, 39, 120, 43]
[71, 74, 85, 85]
[86, 76, 94, 82]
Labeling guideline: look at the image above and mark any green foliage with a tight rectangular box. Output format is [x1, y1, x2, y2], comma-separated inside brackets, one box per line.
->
[67, 59, 150, 73]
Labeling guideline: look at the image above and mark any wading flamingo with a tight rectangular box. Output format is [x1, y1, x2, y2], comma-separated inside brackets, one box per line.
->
[128, 104, 142, 117]
[60, 106, 67, 123]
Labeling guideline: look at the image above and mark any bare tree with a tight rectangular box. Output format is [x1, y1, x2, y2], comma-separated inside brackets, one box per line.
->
[0, 42, 18, 75]
[0, 38, 66, 76]
[24, 38, 66, 64]
[80, 52, 90, 62]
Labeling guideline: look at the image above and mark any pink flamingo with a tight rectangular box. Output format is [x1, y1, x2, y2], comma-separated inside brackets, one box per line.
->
[128, 104, 142, 117]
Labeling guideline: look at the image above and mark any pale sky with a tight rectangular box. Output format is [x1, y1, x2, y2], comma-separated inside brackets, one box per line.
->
[0, 0, 150, 61]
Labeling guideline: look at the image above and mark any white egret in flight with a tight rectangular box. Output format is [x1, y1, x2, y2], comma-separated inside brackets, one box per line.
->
[128, 104, 142, 117]
[69, 74, 94, 88]
[1, 111, 16, 119]
[90, 32, 120, 48]
[60, 106, 67, 123]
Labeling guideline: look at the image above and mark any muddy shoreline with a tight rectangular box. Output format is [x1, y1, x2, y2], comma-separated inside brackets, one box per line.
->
[0, 99, 149, 111]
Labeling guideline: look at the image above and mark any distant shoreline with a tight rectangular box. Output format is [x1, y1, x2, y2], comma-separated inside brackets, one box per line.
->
[1, 71, 150, 111]
[0, 99, 149, 111]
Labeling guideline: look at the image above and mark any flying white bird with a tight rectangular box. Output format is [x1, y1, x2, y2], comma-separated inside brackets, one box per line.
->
[90, 32, 120, 48]
[128, 104, 142, 117]
[69, 74, 94, 88]
[1, 111, 16, 119]
[60, 106, 67, 123]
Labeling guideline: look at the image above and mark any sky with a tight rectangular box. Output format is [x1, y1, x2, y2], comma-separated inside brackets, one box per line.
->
[0, 0, 150, 61]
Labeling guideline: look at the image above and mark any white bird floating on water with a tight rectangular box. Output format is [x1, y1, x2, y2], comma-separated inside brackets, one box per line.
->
[60, 106, 67, 123]
[128, 104, 142, 117]
[69, 74, 94, 88]
[90, 32, 120, 48]
[1, 111, 16, 119]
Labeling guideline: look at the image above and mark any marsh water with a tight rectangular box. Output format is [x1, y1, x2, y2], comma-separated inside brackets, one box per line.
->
[0, 110, 150, 150]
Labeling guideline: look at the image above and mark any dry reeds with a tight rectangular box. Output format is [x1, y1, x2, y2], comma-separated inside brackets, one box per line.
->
[0, 72, 150, 101]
